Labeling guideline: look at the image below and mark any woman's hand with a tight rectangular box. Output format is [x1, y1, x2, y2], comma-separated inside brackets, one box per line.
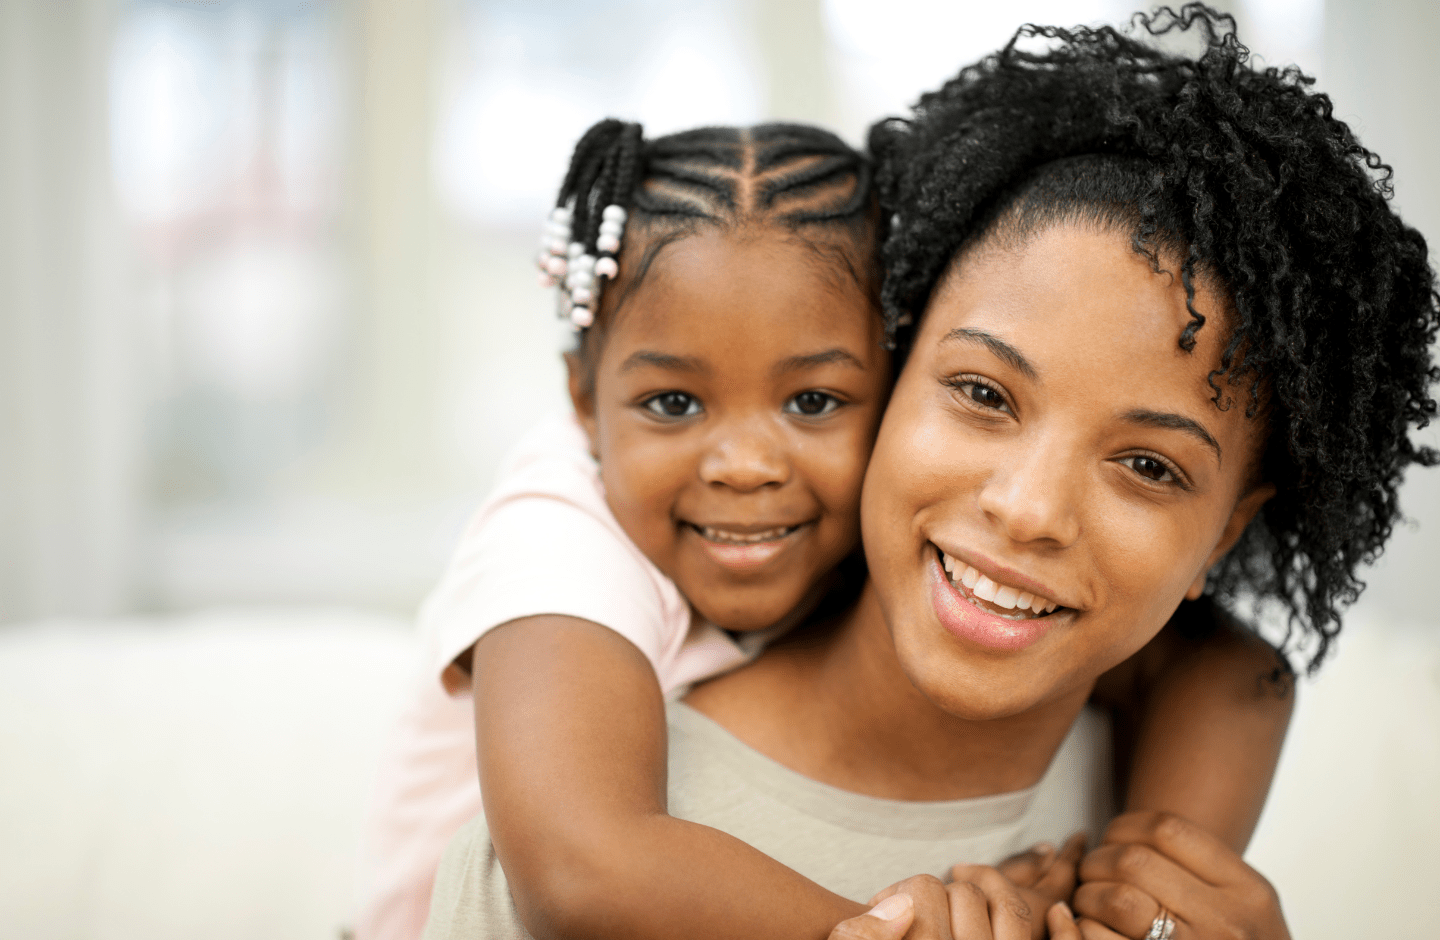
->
[1073, 811, 1291, 939]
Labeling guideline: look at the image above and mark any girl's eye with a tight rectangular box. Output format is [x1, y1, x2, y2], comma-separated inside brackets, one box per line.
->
[643, 392, 702, 419]
[1123, 455, 1177, 484]
[785, 391, 841, 417]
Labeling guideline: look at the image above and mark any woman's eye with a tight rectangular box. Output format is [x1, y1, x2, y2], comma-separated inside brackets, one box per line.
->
[955, 379, 1010, 412]
[643, 392, 702, 419]
[785, 391, 840, 417]
[1123, 455, 1176, 484]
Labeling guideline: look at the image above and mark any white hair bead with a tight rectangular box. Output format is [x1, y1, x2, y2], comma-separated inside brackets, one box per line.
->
[568, 268, 594, 288]
[602, 205, 627, 224]
[597, 233, 620, 253]
[567, 242, 584, 259]
[570, 306, 594, 328]
[551, 206, 572, 224]
[548, 238, 567, 255]
[574, 254, 596, 271]
[598, 220, 623, 238]
[571, 287, 593, 305]
[545, 256, 567, 277]
[595, 257, 619, 278]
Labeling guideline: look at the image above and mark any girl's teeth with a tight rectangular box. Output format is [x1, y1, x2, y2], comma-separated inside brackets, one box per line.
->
[702, 526, 790, 543]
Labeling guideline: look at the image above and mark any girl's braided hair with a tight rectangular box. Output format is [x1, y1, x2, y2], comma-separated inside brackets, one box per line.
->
[551, 120, 877, 369]
[868, 3, 1440, 670]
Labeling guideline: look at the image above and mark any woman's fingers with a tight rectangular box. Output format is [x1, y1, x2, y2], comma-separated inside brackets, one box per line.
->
[829, 894, 915, 940]
[1100, 812, 1240, 887]
[1079, 840, 1199, 922]
[1071, 879, 1171, 939]
[1033, 832, 1087, 900]
[990, 842, 1057, 888]
[1046, 902, 1089, 940]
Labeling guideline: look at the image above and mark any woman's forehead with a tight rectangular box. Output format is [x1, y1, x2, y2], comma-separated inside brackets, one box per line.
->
[915, 224, 1259, 455]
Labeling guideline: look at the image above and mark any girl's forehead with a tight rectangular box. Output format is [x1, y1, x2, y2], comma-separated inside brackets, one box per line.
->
[609, 227, 877, 335]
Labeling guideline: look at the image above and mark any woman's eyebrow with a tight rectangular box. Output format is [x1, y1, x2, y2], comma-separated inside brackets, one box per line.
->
[1122, 409, 1223, 463]
[620, 350, 706, 374]
[940, 327, 1039, 380]
[772, 348, 864, 376]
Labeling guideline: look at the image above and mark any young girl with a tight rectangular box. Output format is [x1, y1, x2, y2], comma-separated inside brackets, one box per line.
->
[419, 8, 1436, 940]
[359, 118, 1296, 940]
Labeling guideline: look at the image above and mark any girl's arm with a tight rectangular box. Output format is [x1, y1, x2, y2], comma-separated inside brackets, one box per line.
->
[471, 615, 868, 940]
[1092, 601, 1294, 851]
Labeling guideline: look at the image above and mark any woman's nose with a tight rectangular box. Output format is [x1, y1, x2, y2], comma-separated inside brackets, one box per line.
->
[697, 419, 791, 492]
[975, 446, 1082, 547]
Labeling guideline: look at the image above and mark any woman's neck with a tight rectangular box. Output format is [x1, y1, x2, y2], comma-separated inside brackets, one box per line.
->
[685, 580, 1093, 801]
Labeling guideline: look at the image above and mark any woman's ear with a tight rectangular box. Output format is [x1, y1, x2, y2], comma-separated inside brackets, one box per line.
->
[564, 351, 600, 459]
[1186, 483, 1276, 600]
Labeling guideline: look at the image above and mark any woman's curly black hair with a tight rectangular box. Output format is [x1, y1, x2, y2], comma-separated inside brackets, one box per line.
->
[867, 4, 1439, 671]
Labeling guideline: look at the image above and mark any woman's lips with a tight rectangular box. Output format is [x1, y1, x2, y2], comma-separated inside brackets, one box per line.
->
[928, 554, 1056, 652]
[687, 523, 804, 571]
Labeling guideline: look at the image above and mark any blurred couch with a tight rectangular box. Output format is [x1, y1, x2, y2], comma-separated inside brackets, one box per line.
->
[0, 606, 1436, 940]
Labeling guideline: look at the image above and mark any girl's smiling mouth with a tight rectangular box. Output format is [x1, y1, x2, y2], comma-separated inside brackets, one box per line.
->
[685, 522, 807, 571]
[928, 546, 1069, 651]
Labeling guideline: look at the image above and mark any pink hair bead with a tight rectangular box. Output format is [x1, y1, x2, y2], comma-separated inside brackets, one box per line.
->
[545, 256, 567, 277]
[570, 306, 594, 328]
[595, 257, 619, 278]
[597, 233, 620, 253]
[571, 287, 593, 305]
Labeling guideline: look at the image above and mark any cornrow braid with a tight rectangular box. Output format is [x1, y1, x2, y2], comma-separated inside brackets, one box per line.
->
[537, 120, 876, 330]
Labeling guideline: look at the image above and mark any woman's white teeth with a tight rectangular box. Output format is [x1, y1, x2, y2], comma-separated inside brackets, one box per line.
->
[700, 525, 792, 544]
[940, 552, 1058, 615]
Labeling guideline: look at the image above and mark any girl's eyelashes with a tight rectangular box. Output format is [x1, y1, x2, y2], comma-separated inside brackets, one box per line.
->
[641, 391, 702, 419]
[944, 374, 1013, 415]
[784, 390, 843, 418]
[1118, 452, 1192, 490]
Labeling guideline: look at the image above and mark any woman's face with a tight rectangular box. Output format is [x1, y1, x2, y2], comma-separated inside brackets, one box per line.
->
[861, 222, 1272, 720]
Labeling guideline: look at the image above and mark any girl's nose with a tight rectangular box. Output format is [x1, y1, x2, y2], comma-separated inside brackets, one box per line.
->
[975, 446, 1081, 547]
[698, 419, 791, 492]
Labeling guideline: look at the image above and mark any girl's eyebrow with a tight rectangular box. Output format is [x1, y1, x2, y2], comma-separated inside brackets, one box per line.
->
[940, 327, 1039, 380]
[620, 350, 706, 374]
[772, 348, 864, 376]
[1122, 409, 1223, 464]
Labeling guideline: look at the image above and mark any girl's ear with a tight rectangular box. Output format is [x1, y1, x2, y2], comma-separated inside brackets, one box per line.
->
[1186, 483, 1276, 600]
[564, 351, 601, 458]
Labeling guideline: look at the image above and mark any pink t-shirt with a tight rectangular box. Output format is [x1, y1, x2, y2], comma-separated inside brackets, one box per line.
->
[355, 413, 763, 940]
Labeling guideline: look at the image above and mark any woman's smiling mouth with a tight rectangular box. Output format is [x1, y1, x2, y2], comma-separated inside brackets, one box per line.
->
[928, 546, 1068, 652]
[685, 522, 806, 571]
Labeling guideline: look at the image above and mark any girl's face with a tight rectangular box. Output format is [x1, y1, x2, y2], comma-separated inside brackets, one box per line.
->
[861, 222, 1272, 719]
[573, 227, 891, 631]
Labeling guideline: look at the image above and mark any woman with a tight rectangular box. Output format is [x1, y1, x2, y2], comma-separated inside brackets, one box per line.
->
[425, 7, 1437, 939]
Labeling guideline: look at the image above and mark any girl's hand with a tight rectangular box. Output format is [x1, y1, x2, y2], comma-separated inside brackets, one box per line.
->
[864, 867, 1044, 940]
[829, 894, 915, 940]
[966, 833, 1087, 940]
[1073, 811, 1292, 939]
